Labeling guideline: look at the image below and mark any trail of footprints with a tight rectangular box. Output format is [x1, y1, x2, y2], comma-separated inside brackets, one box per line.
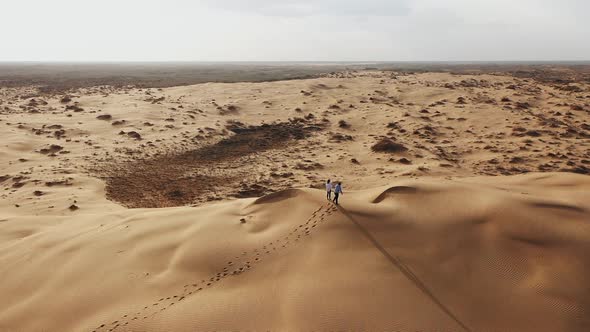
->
[93, 203, 338, 332]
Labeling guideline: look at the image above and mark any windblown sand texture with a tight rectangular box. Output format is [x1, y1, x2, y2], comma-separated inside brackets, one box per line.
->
[1, 69, 590, 331]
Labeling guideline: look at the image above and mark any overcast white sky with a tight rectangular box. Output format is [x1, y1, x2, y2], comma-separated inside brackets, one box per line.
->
[1, 0, 588, 61]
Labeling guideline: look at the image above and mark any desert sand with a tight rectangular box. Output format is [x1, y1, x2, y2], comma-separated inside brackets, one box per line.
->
[1, 68, 590, 331]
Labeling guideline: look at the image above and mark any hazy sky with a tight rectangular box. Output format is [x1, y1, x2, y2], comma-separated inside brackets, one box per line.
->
[1, 0, 589, 61]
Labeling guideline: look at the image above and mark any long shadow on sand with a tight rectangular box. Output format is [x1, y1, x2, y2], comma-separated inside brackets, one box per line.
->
[336, 206, 472, 332]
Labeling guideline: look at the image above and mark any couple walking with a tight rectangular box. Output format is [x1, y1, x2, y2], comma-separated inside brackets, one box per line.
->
[325, 179, 343, 205]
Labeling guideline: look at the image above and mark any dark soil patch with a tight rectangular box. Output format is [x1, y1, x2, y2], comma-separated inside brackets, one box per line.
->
[60, 96, 72, 103]
[99, 119, 325, 208]
[39, 144, 64, 154]
[96, 114, 112, 121]
[194, 119, 323, 161]
[338, 120, 351, 129]
[371, 138, 408, 154]
[329, 133, 354, 142]
[126, 131, 142, 140]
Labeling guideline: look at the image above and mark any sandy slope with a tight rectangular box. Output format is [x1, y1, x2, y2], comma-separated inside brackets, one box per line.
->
[1, 173, 589, 332]
[2, 71, 589, 211]
[1, 70, 590, 331]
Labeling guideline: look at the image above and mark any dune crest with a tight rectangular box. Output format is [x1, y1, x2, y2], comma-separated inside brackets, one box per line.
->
[252, 188, 305, 205]
[0, 174, 589, 331]
[371, 185, 421, 203]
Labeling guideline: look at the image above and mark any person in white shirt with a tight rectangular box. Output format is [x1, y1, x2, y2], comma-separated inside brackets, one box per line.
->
[326, 179, 332, 200]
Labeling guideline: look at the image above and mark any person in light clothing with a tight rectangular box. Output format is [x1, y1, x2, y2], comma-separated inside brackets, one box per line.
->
[325, 179, 332, 200]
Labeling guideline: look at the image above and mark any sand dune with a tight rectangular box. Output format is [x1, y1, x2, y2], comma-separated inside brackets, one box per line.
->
[1, 69, 590, 331]
[0, 173, 589, 331]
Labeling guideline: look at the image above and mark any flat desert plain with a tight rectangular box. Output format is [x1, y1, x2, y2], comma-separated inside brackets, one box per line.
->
[1, 66, 590, 331]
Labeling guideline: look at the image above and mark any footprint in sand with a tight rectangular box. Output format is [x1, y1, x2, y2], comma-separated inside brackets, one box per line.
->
[99, 204, 336, 331]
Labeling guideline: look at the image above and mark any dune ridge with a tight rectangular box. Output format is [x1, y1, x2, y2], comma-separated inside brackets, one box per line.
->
[1, 173, 589, 331]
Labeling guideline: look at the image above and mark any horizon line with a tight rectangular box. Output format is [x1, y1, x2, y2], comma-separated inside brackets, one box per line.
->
[1, 60, 590, 64]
